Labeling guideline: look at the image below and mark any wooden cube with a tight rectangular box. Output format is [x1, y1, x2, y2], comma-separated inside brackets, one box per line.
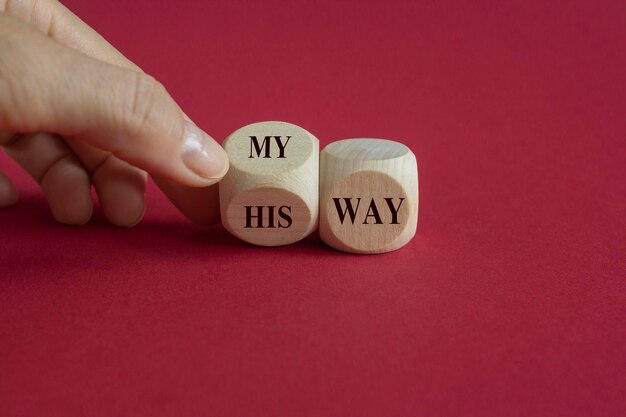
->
[320, 139, 418, 254]
[219, 121, 319, 246]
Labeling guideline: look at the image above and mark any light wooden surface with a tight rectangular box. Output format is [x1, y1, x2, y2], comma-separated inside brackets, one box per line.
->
[320, 139, 418, 254]
[219, 121, 319, 246]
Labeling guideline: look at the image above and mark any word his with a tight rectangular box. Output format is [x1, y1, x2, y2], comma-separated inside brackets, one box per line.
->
[244, 205, 293, 228]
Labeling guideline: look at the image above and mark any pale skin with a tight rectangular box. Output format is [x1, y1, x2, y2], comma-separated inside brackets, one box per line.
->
[0, 0, 229, 226]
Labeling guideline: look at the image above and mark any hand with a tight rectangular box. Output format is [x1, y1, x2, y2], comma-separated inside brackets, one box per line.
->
[0, 0, 229, 226]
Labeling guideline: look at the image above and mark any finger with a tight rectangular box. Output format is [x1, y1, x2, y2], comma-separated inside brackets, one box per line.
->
[4, 0, 151, 227]
[65, 137, 147, 227]
[2, 1, 227, 222]
[41, 155, 93, 225]
[1, 2, 226, 221]
[1, 0, 141, 70]
[152, 176, 221, 225]
[0, 16, 228, 187]
[0, 170, 18, 208]
[3, 133, 92, 224]
[92, 156, 147, 227]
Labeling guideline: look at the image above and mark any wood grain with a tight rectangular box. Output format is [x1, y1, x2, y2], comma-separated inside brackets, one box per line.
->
[219, 121, 319, 246]
[320, 139, 418, 254]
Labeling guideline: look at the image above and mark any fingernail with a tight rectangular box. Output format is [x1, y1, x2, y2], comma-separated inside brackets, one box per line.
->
[181, 121, 228, 180]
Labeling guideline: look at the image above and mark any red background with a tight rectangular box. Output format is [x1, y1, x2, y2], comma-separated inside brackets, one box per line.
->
[1, 0, 624, 415]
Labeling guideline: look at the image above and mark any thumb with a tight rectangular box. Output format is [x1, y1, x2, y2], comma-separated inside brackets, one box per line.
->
[0, 15, 228, 187]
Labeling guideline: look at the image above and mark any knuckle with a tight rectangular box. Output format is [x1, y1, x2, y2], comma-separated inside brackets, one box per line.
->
[121, 72, 166, 138]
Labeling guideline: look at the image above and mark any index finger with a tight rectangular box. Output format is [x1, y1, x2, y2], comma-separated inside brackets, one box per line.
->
[1, 0, 225, 225]
[1, 0, 140, 70]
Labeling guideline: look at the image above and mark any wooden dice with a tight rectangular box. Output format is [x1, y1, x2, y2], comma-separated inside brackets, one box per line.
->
[218, 122, 418, 253]
[219, 121, 319, 246]
[319, 139, 418, 254]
